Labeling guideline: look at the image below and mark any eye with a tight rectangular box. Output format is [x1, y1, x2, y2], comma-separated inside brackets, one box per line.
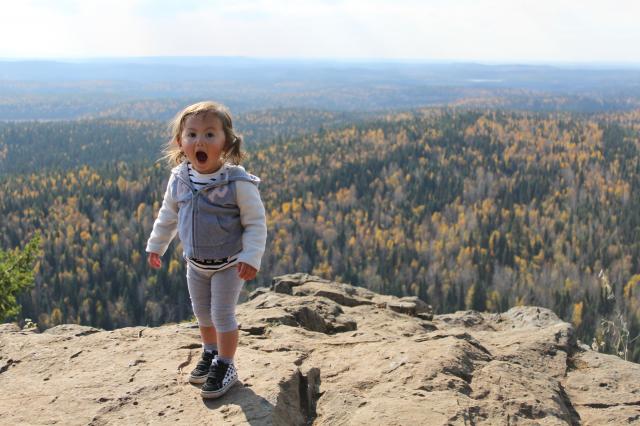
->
[188, 132, 196, 138]
[206, 132, 214, 138]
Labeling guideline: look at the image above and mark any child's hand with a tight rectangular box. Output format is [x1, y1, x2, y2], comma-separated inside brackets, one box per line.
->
[148, 252, 162, 269]
[237, 262, 257, 281]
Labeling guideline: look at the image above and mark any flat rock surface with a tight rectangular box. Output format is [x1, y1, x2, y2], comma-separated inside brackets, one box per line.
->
[1, 273, 639, 425]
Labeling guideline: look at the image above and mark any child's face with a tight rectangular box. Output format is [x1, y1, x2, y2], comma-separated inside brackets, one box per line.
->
[178, 113, 227, 174]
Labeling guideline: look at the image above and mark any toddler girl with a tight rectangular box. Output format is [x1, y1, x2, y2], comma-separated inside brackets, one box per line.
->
[146, 101, 267, 399]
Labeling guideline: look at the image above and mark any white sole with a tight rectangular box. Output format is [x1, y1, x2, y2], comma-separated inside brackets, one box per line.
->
[200, 376, 238, 399]
[188, 374, 208, 384]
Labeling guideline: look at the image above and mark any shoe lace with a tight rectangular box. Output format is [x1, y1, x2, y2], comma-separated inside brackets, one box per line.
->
[207, 360, 227, 385]
[196, 351, 216, 370]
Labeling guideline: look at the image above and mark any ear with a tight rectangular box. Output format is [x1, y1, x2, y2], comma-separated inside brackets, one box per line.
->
[174, 137, 182, 149]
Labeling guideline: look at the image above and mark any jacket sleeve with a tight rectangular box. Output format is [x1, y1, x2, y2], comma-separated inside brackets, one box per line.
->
[146, 174, 179, 256]
[235, 180, 267, 271]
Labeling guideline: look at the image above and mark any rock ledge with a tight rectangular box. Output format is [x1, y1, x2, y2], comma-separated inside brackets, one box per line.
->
[1, 273, 639, 425]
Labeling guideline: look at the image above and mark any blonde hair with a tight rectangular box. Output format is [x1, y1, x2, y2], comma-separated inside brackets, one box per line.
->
[162, 101, 246, 167]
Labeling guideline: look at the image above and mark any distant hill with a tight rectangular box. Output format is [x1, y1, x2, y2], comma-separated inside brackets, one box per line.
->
[1, 59, 640, 119]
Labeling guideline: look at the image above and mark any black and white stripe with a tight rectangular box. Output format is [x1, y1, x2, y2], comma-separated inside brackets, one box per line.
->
[187, 162, 220, 191]
[186, 255, 239, 272]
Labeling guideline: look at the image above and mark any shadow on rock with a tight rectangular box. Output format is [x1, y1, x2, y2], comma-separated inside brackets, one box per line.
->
[202, 381, 276, 425]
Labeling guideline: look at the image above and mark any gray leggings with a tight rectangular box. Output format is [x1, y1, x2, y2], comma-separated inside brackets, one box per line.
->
[186, 263, 245, 333]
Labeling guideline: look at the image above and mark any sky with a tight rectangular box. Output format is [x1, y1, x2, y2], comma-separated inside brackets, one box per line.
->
[0, 0, 639, 64]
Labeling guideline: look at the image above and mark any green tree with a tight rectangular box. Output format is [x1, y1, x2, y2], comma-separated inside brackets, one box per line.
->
[0, 233, 42, 322]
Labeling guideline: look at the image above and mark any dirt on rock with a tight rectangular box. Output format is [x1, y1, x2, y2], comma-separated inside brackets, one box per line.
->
[1, 273, 639, 425]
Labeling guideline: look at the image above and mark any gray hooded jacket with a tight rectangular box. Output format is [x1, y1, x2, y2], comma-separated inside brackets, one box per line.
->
[146, 162, 263, 262]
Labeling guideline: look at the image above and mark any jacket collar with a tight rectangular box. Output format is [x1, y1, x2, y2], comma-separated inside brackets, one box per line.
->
[172, 161, 232, 192]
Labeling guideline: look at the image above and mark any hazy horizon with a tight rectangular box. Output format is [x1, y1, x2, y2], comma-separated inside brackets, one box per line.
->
[2, 56, 640, 70]
[1, 0, 639, 63]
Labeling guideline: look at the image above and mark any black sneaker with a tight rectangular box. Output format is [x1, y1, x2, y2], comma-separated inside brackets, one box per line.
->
[189, 350, 217, 384]
[201, 358, 238, 399]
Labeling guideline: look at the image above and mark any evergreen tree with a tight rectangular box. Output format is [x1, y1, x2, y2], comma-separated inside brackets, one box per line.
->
[0, 233, 42, 322]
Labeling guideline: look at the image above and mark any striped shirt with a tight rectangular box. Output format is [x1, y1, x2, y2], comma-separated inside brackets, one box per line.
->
[188, 162, 222, 190]
[185, 163, 240, 272]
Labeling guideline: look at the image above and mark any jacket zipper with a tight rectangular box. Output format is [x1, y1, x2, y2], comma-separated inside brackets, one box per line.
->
[174, 164, 236, 259]
[175, 168, 199, 259]
[192, 190, 198, 258]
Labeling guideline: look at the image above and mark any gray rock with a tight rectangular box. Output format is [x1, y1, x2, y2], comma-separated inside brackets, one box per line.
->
[291, 281, 375, 307]
[248, 286, 270, 300]
[386, 296, 433, 319]
[436, 310, 488, 329]
[1, 273, 637, 426]
[564, 349, 640, 423]
[43, 324, 103, 336]
[272, 273, 330, 295]
[240, 292, 357, 335]
[0, 323, 20, 333]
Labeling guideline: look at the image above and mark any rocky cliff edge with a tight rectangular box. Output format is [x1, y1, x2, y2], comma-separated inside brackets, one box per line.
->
[1, 273, 639, 425]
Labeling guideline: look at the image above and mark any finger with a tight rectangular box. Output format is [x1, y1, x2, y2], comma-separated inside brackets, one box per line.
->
[248, 268, 256, 280]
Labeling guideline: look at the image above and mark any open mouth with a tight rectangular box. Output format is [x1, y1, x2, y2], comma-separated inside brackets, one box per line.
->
[195, 151, 208, 163]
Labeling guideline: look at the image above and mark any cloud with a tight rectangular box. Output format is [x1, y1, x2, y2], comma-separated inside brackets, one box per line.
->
[0, 0, 638, 62]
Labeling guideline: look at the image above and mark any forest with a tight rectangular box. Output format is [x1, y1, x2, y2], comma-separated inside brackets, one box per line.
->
[1, 107, 640, 362]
